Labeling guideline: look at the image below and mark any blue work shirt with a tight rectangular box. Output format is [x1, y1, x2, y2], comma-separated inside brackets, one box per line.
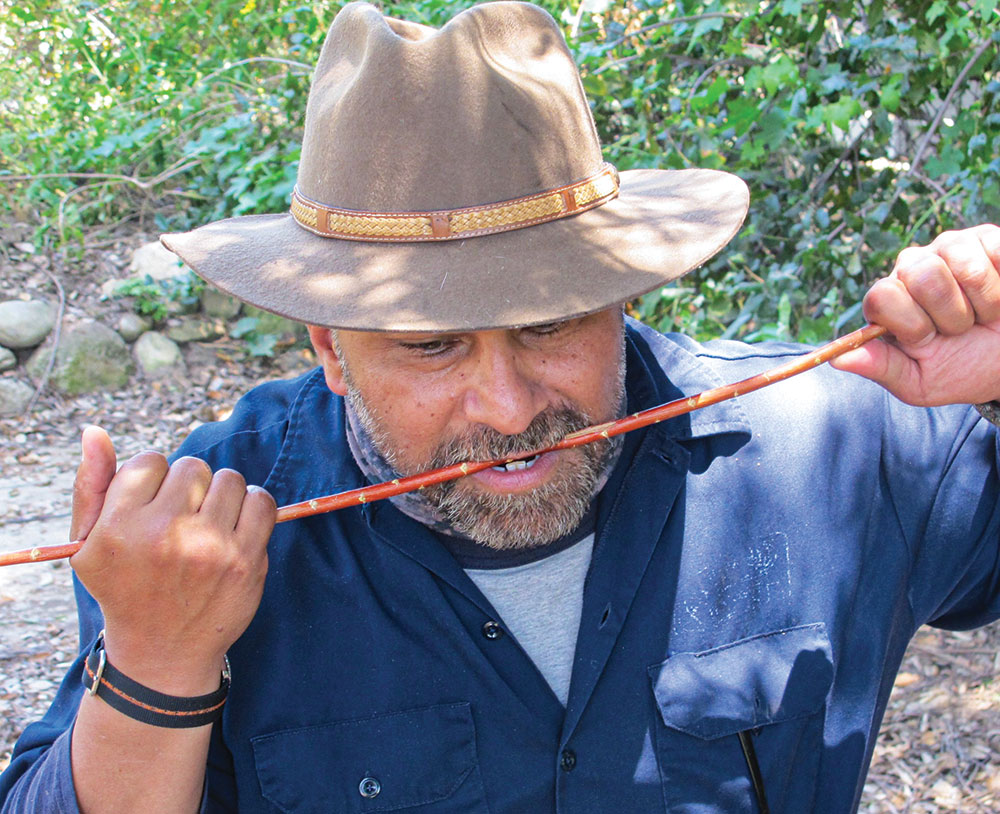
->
[2, 321, 998, 813]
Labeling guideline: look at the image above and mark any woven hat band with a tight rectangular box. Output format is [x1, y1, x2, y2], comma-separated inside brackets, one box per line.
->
[290, 163, 620, 243]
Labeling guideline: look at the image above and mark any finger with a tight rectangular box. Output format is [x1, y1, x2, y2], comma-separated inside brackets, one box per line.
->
[154, 456, 214, 516]
[103, 450, 170, 509]
[70, 426, 118, 541]
[862, 277, 936, 346]
[198, 468, 247, 531]
[893, 247, 975, 337]
[830, 340, 926, 404]
[932, 227, 1000, 324]
[235, 485, 277, 548]
[973, 223, 1000, 268]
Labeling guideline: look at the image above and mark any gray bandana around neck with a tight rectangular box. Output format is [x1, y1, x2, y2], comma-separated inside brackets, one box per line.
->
[342, 398, 622, 539]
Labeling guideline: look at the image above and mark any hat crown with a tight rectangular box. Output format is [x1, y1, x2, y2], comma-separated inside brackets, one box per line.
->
[297, 2, 605, 213]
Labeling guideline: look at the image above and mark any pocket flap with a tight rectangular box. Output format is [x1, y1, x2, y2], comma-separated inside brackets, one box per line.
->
[251, 702, 478, 813]
[648, 623, 833, 740]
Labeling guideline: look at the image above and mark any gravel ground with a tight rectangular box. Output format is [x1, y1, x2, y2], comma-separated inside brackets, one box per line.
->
[0, 234, 998, 809]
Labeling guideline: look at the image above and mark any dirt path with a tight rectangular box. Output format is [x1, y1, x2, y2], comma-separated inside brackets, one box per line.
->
[0, 444, 78, 761]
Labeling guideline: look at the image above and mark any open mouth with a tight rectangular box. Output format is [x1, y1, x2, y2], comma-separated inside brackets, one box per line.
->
[492, 454, 541, 472]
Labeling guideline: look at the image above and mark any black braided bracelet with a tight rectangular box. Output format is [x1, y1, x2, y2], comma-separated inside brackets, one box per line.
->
[976, 401, 1000, 427]
[81, 632, 230, 728]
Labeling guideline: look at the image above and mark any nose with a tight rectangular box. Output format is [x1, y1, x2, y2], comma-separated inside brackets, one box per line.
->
[460, 335, 545, 436]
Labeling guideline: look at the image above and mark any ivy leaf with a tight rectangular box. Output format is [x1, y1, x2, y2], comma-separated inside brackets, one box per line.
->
[925, 0, 949, 24]
[924, 150, 963, 178]
[229, 316, 260, 339]
[822, 96, 862, 132]
[762, 55, 798, 95]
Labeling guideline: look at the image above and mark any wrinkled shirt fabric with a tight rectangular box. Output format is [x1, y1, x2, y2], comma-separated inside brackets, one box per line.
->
[2, 321, 998, 814]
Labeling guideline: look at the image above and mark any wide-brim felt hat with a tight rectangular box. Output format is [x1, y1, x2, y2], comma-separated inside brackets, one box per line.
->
[161, 1, 749, 332]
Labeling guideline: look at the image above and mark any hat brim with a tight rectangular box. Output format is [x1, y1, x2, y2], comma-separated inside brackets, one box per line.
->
[161, 168, 748, 332]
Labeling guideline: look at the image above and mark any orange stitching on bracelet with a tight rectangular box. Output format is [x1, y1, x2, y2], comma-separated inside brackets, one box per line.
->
[85, 662, 226, 717]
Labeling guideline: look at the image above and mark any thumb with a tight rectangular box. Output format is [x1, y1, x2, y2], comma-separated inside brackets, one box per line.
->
[830, 339, 923, 404]
[70, 426, 117, 541]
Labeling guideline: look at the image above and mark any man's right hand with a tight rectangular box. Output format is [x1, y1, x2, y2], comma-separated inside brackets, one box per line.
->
[69, 426, 275, 695]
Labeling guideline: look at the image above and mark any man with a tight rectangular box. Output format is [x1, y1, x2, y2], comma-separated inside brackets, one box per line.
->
[1, 3, 998, 812]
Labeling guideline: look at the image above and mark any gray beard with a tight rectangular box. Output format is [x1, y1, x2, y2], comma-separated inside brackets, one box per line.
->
[337, 338, 625, 550]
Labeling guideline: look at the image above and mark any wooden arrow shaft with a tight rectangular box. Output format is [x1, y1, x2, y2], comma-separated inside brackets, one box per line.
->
[0, 323, 887, 568]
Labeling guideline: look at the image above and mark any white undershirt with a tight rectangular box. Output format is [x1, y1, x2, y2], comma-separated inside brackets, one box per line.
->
[465, 533, 595, 706]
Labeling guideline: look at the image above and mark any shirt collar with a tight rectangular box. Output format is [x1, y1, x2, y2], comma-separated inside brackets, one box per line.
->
[623, 318, 752, 442]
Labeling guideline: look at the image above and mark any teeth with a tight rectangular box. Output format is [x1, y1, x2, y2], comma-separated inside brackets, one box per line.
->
[492, 454, 540, 472]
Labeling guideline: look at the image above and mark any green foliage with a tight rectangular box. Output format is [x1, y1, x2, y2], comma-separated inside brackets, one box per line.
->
[230, 307, 306, 357]
[3, 0, 999, 343]
[573, 0, 1000, 341]
[229, 315, 279, 357]
[111, 272, 204, 323]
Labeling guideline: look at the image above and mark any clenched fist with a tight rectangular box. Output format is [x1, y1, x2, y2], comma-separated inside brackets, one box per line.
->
[70, 426, 275, 695]
[832, 224, 1000, 407]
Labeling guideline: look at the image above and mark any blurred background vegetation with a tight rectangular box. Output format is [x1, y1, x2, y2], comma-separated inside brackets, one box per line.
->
[1, 0, 998, 343]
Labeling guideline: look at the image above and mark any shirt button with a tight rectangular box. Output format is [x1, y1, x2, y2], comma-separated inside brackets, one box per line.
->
[482, 620, 504, 640]
[359, 776, 381, 798]
[560, 748, 577, 772]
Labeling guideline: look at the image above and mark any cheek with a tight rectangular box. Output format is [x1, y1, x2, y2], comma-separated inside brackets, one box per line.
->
[366, 385, 459, 466]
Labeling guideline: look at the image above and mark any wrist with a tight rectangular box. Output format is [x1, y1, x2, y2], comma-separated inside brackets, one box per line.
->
[101, 630, 227, 696]
[83, 631, 230, 729]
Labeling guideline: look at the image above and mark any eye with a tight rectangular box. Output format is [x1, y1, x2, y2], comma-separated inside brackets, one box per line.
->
[524, 320, 567, 337]
[399, 338, 457, 357]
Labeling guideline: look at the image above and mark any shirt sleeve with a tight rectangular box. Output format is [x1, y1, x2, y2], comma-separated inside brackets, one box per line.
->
[0, 728, 79, 814]
[885, 399, 1000, 630]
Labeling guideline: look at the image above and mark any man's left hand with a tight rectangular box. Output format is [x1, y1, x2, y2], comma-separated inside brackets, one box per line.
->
[831, 223, 1000, 406]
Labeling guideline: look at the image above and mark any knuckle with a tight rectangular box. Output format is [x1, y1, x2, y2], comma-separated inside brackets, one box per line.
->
[895, 258, 947, 295]
[121, 450, 168, 473]
[955, 262, 991, 292]
[214, 467, 247, 490]
[893, 246, 929, 269]
[246, 485, 277, 511]
[929, 228, 964, 249]
[173, 455, 213, 482]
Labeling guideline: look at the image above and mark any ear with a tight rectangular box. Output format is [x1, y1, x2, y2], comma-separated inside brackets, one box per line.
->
[307, 325, 349, 396]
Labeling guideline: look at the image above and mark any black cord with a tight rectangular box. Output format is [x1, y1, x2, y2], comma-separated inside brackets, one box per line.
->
[737, 730, 770, 814]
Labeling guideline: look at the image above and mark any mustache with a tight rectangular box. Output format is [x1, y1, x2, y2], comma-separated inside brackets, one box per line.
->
[429, 406, 595, 468]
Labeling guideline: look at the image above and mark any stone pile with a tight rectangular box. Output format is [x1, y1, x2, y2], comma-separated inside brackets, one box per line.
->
[0, 241, 303, 417]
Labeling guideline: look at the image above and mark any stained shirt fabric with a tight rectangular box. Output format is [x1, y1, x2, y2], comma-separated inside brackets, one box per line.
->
[1, 321, 998, 814]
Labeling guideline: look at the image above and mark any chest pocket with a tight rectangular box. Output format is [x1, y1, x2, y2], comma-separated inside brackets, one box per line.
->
[648, 624, 833, 813]
[251, 702, 488, 813]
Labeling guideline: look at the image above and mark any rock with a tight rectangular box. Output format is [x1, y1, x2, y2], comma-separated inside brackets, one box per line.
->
[27, 320, 133, 396]
[133, 332, 185, 378]
[200, 286, 242, 319]
[100, 278, 129, 299]
[241, 306, 307, 341]
[165, 296, 201, 317]
[0, 346, 15, 372]
[0, 300, 56, 349]
[0, 377, 34, 416]
[166, 316, 224, 344]
[0, 378, 33, 415]
[128, 241, 191, 282]
[116, 313, 151, 343]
